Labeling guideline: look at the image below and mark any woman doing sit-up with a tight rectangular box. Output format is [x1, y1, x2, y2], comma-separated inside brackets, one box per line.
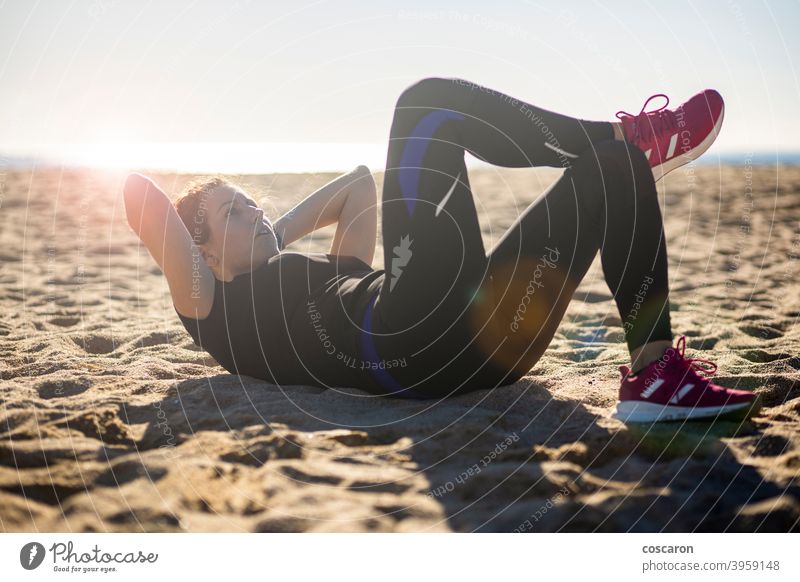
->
[123, 76, 760, 423]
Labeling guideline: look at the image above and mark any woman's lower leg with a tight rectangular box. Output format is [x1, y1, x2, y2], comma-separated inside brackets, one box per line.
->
[480, 139, 672, 375]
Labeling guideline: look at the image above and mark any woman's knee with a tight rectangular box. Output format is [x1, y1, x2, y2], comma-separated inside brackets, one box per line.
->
[395, 77, 450, 109]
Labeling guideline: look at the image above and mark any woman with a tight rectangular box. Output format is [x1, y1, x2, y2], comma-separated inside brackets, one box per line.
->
[123, 76, 761, 423]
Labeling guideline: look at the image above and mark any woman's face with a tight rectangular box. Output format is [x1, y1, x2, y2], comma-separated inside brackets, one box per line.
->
[201, 185, 279, 279]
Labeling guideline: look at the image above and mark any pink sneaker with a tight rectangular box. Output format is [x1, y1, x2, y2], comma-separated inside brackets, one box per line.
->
[613, 336, 762, 423]
[616, 90, 725, 182]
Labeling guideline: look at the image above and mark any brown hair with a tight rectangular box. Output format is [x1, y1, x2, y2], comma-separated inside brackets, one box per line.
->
[174, 176, 232, 245]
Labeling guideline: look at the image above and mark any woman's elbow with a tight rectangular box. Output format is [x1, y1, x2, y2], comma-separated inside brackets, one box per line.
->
[123, 173, 163, 234]
[123, 171, 147, 203]
[353, 166, 376, 195]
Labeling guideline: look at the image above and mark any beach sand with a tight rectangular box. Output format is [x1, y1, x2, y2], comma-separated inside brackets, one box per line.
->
[1, 164, 799, 532]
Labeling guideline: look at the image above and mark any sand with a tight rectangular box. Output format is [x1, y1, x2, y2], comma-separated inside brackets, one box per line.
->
[1, 164, 799, 532]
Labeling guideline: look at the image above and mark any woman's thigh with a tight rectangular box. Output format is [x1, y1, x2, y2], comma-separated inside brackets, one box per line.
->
[373, 80, 490, 340]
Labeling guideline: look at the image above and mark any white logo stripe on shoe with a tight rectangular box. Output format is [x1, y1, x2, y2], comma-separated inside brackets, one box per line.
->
[666, 133, 678, 159]
[640, 378, 664, 398]
[669, 383, 695, 404]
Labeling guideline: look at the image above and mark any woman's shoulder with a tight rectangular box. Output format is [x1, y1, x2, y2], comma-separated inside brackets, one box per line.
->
[173, 274, 223, 322]
[174, 256, 283, 322]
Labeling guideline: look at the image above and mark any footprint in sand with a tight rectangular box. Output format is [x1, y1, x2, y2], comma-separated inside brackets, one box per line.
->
[561, 326, 603, 342]
[280, 465, 343, 486]
[129, 331, 172, 349]
[561, 347, 604, 362]
[759, 375, 800, 407]
[220, 436, 304, 466]
[740, 324, 784, 340]
[348, 480, 411, 495]
[106, 508, 181, 528]
[96, 460, 168, 486]
[686, 336, 719, 350]
[55, 408, 132, 444]
[741, 349, 793, 363]
[49, 316, 81, 327]
[37, 378, 91, 399]
[72, 333, 116, 354]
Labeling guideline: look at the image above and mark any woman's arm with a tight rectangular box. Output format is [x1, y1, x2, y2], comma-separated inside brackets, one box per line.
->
[123, 173, 215, 319]
[329, 167, 377, 266]
[273, 165, 378, 265]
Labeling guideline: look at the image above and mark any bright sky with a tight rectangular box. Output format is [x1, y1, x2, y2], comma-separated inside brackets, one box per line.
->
[1, 0, 798, 172]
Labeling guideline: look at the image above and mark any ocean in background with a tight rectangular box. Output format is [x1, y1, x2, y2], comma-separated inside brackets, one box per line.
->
[1, 143, 799, 174]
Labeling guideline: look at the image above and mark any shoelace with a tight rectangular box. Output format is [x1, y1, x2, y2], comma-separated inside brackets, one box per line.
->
[671, 334, 718, 379]
[615, 94, 677, 145]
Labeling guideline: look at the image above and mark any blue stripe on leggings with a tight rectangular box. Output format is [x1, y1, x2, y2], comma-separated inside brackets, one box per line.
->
[398, 109, 464, 216]
[358, 108, 464, 397]
[359, 294, 423, 398]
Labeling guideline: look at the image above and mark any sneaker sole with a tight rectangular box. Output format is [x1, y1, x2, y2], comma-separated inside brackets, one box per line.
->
[612, 392, 761, 423]
[652, 104, 725, 182]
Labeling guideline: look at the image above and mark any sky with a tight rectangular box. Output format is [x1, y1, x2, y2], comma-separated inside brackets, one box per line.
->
[1, 0, 798, 172]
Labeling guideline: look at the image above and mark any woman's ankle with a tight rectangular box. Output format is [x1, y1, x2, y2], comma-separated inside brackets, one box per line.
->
[630, 339, 672, 374]
[611, 121, 626, 141]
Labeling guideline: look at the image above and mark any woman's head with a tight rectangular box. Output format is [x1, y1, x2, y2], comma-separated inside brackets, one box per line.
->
[175, 177, 280, 281]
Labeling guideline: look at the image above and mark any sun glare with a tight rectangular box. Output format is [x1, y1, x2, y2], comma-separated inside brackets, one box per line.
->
[44, 142, 393, 174]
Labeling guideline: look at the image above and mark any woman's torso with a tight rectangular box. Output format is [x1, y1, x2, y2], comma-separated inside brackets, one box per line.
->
[176, 251, 385, 389]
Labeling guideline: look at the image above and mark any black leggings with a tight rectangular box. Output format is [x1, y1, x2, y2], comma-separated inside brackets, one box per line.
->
[358, 77, 672, 398]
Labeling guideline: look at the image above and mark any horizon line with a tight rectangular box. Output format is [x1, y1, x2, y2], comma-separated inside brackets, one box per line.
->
[2, 142, 799, 174]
